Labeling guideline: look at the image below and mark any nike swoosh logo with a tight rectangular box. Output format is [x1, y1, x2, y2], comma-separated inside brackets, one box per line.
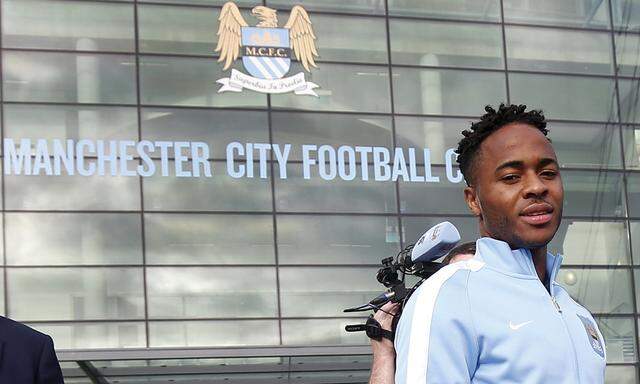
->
[509, 320, 534, 330]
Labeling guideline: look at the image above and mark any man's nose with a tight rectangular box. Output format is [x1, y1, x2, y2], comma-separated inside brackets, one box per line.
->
[522, 173, 548, 199]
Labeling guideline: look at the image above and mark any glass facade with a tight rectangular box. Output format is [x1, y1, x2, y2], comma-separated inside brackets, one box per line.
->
[1, 0, 640, 382]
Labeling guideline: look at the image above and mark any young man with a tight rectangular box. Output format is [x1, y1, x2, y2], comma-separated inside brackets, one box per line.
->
[369, 243, 477, 384]
[394, 104, 606, 383]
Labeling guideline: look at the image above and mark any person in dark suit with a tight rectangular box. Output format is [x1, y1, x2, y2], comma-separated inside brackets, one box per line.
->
[0, 316, 64, 383]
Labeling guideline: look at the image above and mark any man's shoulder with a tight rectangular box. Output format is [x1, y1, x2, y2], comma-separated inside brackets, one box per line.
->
[0, 316, 50, 345]
[410, 259, 485, 305]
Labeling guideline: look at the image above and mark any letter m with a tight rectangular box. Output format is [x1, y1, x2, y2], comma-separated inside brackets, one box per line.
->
[4, 138, 32, 175]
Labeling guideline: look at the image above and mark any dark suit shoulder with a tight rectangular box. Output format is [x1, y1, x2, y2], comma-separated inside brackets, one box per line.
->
[0, 316, 49, 345]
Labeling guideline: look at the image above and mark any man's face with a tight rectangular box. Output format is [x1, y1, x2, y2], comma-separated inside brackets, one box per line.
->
[463, 123, 564, 249]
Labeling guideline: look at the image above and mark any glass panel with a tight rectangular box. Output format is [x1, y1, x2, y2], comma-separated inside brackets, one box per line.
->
[615, 32, 640, 76]
[139, 5, 251, 55]
[282, 318, 369, 345]
[271, 112, 393, 161]
[145, 213, 275, 265]
[4, 51, 136, 104]
[149, 320, 279, 347]
[29, 322, 145, 349]
[387, 0, 501, 21]
[561, 170, 625, 217]
[146, 267, 278, 318]
[557, 268, 633, 313]
[604, 365, 638, 384]
[509, 73, 617, 121]
[623, 126, 640, 169]
[390, 19, 503, 69]
[277, 215, 400, 264]
[5, 104, 138, 142]
[267, 0, 385, 15]
[143, 161, 272, 211]
[612, 0, 640, 31]
[5, 168, 141, 211]
[271, 63, 391, 113]
[399, 166, 467, 214]
[548, 220, 630, 265]
[618, 79, 640, 124]
[141, 108, 268, 161]
[279, 266, 380, 317]
[628, 173, 640, 216]
[596, 317, 637, 363]
[395, 116, 467, 165]
[392, 67, 506, 116]
[3, 0, 134, 51]
[402, 216, 479, 248]
[550, 122, 623, 169]
[503, 0, 610, 29]
[274, 12, 387, 64]
[506, 26, 613, 75]
[8, 267, 145, 321]
[632, 222, 640, 263]
[139, 55, 267, 108]
[274, 164, 397, 213]
[6, 213, 143, 265]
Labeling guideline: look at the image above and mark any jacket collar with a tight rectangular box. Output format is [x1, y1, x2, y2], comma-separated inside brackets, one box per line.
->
[474, 237, 563, 282]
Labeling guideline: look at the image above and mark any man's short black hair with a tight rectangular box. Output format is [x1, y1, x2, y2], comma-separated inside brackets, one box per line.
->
[456, 104, 549, 185]
[442, 241, 476, 265]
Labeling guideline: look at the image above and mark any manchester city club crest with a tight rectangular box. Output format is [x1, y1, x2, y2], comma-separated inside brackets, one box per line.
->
[215, 2, 320, 96]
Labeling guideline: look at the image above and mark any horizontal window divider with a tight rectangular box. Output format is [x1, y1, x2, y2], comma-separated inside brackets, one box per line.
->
[23, 318, 146, 324]
[5, 264, 145, 268]
[561, 264, 634, 269]
[2, 47, 134, 56]
[2, 101, 138, 108]
[591, 312, 637, 317]
[614, 28, 640, 35]
[392, 63, 505, 73]
[506, 68, 616, 79]
[502, 21, 611, 33]
[616, 74, 640, 81]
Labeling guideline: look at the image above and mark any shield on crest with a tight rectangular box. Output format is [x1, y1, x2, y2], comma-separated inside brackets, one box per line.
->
[241, 27, 291, 80]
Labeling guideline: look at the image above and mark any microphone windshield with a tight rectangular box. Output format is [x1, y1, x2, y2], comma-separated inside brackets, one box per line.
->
[411, 222, 461, 263]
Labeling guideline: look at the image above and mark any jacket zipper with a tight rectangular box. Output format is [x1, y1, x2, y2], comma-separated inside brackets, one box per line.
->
[549, 286, 581, 383]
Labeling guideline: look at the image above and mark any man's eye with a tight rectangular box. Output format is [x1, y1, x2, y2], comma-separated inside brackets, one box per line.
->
[501, 174, 519, 182]
[541, 170, 558, 178]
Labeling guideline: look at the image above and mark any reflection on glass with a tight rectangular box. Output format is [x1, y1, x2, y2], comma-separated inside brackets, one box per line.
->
[6, 213, 143, 265]
[271, 63, 391, 113]
[596, 317, 637, 363]
[550, 122, 622, 169]
[277, 215, 400, 264]
[5, 104, 138, 143]
[139, 5, 251, 55]
[267, 0, 385, 15]
[390, 19, 503, 69]
[279, 266, 380, 317]
[271, 112, 393, 161]
[141, 108, 269, 159]
[30, 322, 145, 349]
[506, 26, 613, 75]
[509, 73, 616, 121]
[139, 55, 267, 108]
[628, 173, 640, 216]
[612, 0, 640, 31]
[393, 67, 506, 115]
[9, 268, 145, 321]
[2, 0, 134, 51]
[548, 220, 630, 265]
[388, 0, 500, 21]
[503, 0, 609, 29]
[615, 32, 640, 76]
[624, 126, 640, 168]
[399, 166, 467, 214]
[282, 318, 369, 345]
[561, 170, 625, 217]
[5, 169, 140, 211]
[275, 164, 397, 213]
[631, 222, 640, 263]
[604, 364, 638, 384]
[149, 320, 279, 347]
[146, 267, 278, 318]
[618, 79, 640, 124]
[145, 213, 275, 264]
[557, 268, 633, 313]
[143, 161, 272, 211]
[4, 51, 136, 104]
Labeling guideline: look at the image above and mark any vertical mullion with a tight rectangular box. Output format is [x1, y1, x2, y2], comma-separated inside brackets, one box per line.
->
[607, 0, 640, 376]
[0, 0, 8, 319]
[499, 0, 510, 104]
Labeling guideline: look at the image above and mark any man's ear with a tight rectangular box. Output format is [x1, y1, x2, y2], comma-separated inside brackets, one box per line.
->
[464, 185, 482, 217]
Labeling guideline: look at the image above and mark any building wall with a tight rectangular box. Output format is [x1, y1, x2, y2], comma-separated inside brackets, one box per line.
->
[1, 0, 640, 381]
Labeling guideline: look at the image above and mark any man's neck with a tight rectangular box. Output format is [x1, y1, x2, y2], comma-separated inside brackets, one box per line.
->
[531, 247, 547, 284]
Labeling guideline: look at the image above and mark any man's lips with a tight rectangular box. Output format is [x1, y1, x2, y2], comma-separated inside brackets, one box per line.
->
[520, 203, 554, 225]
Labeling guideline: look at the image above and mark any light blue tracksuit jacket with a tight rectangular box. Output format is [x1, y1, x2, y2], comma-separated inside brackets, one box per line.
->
[395, 237, 606, 383]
